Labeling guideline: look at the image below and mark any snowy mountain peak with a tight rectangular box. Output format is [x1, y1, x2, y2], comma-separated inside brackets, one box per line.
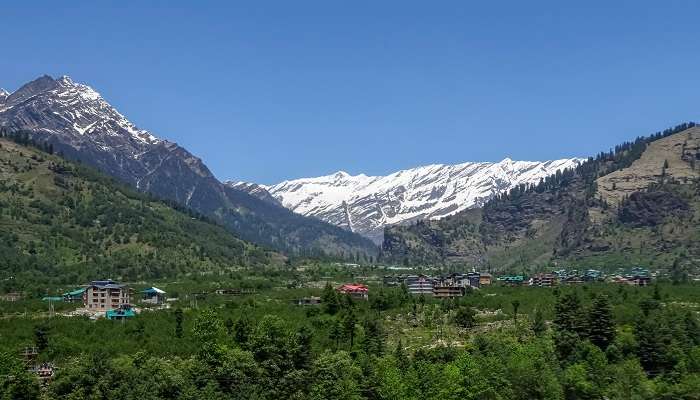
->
[57, 75, 74, 85]
[1, 75, 161, 145]
[255, 157, 584, 243]
[0, 74, 379, 255]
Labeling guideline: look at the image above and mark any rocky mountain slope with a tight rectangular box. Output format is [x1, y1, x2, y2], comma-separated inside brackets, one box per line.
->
[0, 75, 376, 256]
[382, 123, 700, 276]
[231, 158, 582, 243]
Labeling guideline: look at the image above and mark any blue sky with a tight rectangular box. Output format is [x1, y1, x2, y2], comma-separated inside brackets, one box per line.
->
[2, 1, 700, 184]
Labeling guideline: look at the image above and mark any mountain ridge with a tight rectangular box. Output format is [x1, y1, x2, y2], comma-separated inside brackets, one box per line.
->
[232, 157, 583, 243]
[0, 75, 377, 256]
[380, 123, 700, 274]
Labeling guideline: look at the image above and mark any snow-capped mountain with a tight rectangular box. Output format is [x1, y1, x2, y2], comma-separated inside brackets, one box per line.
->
[0, 75, 377, 255]
[232, 158, 583, 243]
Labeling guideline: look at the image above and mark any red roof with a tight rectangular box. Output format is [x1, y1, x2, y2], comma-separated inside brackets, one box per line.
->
[337, 284, 368, 293]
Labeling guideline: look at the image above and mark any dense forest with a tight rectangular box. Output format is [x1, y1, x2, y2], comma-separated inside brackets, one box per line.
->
[1, 279, 699, 399]
[0, 133, 278, 292]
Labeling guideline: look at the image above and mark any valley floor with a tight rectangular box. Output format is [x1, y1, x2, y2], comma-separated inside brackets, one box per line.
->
[1, 264, 699, 399]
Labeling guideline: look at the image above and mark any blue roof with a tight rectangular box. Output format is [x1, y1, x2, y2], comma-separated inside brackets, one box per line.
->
[89, 280, 125, 289]
[142, 287, 166, 294]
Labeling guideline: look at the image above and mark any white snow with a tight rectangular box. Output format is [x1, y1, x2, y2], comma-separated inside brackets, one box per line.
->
[262, 157, 585, 242]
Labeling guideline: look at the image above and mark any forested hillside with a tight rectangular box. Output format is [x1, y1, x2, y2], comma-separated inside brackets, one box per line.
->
[382, 123, 700, 275]
[0, 133, 280, 292]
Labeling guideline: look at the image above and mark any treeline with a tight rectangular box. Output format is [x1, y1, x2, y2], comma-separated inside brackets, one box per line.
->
[488, 122, 697, 205]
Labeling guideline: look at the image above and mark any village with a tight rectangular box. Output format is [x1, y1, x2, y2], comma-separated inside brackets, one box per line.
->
[0, 261, 696, 394]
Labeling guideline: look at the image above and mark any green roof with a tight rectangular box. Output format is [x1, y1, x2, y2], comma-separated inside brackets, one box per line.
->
[106, 308, 136, 319]
[63, 288, 86, 297]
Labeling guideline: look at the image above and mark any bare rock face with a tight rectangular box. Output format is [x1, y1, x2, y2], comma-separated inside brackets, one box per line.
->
[596, 127, 700, 208]
[0, 75, 377, 255]
[225, 181, 281, 206]
[618, 190, 690, 227]
[0, 89, 9, 104]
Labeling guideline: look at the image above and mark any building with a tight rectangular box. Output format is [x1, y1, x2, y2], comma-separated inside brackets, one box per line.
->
[106, 304, 136, 320]
[583, 269, 603, 282]
[0, 292, 22, 302]
[433, 285, 465, 298]
[62, 288, 86, 302]
[530, 273, 558, 287]
[32, 362, 55, 384]
[214, 288, 257, 295]
[382, 275, 401, 287]
[497, 275, 525, 286]
[405, 275, 434, 296]
[84, 280, 130, 311]
[627, 267, 651, 286]
[479, 273, 493, 286]
[337, 283, 369, 300]
[295, 296, 322, 306]
[464, 272, 481, 288]
[142, 287, 166, 305]
[436, 273, 470, 287]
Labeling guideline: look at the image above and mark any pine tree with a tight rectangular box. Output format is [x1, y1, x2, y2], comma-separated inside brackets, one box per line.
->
[587, 295, 615, 350]
[233, 317, 251, 346]
[321, 282, 340, 315]
[343, 310, 358, 348]
[554, 292, 584, 335]
[635, 312, 674, 376]
[684, 311, 700, 347]
[393, 339, 409, 370]
[224, 317, 234, 336]
[329, 318, 342, 351]
[34, 326, 49, 352]
[293, 325, 313, 370]
[554, 292, 585, 364]
[511, 300, 521, 322]
[174, 308, 183, 338]
[362, 317, 384, 356]
[532, 308, 547, 336]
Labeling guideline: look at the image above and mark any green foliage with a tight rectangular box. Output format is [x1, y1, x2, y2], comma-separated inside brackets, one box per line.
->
[532, 307, 547, 336]
[1, 271, 699, 399]
[587, 295, 615, 350]
[310, 351, 362, 400]
[0, 138, 277, 292]
[453, 306, 476, 328]
[0, 351, 40, 400]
